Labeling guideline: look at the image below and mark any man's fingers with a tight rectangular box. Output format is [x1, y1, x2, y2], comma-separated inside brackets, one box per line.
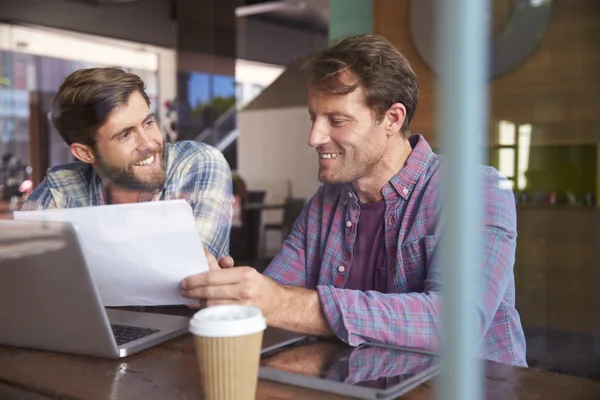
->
[182, 267, 253, 290]
[219, 256, 235, 269]
[203, 246, 220, 270]
[182, 282, 247, 301]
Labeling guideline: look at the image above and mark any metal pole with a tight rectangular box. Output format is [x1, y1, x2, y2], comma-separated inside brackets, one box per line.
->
[437, 0, 489, 399]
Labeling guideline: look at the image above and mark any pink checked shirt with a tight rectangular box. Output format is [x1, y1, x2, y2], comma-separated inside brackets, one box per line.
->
[264, 135, 527, 367]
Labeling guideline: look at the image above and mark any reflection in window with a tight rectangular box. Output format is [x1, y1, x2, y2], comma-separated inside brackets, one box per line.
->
[491, 120, 517, 188]
[498, 148, 515, 179]
[490, 120, 596, 206]
[517, 124, 531, 191]
[498, 120, 516, 145]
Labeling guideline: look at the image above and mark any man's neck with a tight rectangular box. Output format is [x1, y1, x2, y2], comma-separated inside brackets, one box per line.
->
[105, 184, 143, 204]
[353, 136, 412, 203]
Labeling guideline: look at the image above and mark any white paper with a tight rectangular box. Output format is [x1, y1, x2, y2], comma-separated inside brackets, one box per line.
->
[15, 200, 208, 306]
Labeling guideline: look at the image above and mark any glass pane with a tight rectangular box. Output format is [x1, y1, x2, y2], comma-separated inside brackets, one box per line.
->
[211, 74, 236, 121]
[186, 71, 211, 123]
[488, 0, 600, 382]
[481, 0, 600, 381]
[177, 70, 210, 141]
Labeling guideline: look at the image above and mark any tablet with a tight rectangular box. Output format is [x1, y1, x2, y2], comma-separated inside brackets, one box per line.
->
[259, 336, 440, 400]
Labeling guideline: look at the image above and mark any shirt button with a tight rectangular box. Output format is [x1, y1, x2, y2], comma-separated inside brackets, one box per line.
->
[346, 220, 352, 228]
[348, 192, 353, 198]
[338, 265, 346, 273]
[403, 187, 409, 195]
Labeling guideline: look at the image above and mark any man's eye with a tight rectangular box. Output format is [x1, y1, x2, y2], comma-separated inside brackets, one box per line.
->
[330, 119, 344, 126]
[144, 119, 155, 128]
[120, 131, 131, 140]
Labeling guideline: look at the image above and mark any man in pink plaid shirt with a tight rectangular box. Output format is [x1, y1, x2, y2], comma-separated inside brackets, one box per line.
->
[182, 34, 527, 367]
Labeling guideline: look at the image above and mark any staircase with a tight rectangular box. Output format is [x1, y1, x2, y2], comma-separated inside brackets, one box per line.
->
[194, 105, 237, 149]
[194, 105, 238, 168]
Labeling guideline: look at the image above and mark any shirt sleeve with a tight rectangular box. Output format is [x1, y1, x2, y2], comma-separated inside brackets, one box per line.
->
[263, 202, 309, 286]
[176, 146, 234, 259]
[316, 173, 517, 351]
[20, 179, 63, 211]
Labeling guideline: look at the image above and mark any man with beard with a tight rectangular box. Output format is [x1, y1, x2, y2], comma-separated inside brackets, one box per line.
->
[180, 34, 527, 367]
[21, 67, 233, 258]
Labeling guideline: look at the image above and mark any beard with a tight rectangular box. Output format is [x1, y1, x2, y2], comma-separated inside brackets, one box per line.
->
[94, 145, 167, 192]
[318, 122, 388, 185]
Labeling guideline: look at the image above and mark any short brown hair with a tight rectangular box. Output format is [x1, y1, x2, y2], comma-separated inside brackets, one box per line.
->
[301, 34, 418, 135]
[51, 67, 150, 147]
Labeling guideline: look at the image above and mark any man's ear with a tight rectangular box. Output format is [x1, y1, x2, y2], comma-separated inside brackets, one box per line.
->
[385, 103, 407, 136]
[70, 143, 96, 164]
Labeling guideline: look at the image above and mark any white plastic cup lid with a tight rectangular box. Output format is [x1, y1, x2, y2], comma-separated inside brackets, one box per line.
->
[189, 305, 266, 338]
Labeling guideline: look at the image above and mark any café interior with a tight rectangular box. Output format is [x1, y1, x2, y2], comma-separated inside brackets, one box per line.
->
[0, 0, 599, 399]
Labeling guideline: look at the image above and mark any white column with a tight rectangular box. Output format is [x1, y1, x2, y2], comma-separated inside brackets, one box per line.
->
[437, 1, 490, 400]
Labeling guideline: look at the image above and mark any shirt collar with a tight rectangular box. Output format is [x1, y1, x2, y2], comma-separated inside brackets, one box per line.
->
[343, 134, 434, 203]
[384, 134, 433, 201]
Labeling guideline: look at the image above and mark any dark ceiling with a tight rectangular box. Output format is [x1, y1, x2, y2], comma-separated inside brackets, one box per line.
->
[64, 0, 327, 34]
[240, 0, 327, 34]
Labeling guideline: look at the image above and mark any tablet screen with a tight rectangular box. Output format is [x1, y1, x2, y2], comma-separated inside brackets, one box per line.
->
[260, 337, 438, 392]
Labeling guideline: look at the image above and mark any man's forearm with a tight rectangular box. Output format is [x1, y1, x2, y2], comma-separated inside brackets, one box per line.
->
[268, 285, 334, 337]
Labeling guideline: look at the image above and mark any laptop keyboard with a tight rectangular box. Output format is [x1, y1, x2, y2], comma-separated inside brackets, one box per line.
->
[111, 324, 160, 346]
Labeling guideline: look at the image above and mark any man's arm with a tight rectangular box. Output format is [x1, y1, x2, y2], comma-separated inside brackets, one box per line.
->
[183, 198, 332, 336]
[176, 145, 234, 258]
[267, 285, 334, 336]
[182, 266, 334, 337]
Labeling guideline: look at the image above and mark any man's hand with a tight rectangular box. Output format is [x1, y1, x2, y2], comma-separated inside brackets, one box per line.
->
[181, 267, 285, 322]
[182, 254, 334, 337]
[186, 247, 235, 309]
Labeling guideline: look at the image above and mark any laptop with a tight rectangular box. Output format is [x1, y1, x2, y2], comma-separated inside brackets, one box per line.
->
[0, 220, 190, 359]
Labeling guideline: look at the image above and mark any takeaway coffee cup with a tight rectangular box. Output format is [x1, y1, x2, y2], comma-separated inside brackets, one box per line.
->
[189, 305, 267, 400]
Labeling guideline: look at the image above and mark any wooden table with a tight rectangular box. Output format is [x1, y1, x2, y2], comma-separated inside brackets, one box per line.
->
[1, 308, 599, 400]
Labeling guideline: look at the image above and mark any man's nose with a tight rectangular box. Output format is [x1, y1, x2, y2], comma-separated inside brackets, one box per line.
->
[308, 121, 330, 148]
[136, 130, 158, 151]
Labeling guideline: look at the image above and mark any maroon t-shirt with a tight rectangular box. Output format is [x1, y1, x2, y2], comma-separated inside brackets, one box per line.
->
[343, 200, 388, 292]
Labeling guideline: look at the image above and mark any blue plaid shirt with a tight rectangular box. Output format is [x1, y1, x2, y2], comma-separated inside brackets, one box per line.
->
[21, 141, 234, 258]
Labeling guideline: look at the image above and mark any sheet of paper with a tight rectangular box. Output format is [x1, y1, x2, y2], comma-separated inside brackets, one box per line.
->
[15, 200, 208, 306]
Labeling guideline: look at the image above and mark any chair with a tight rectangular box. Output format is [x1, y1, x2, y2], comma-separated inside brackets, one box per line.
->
[231, 190, 266, 261]
[262, 197, 305, 258]
[246, 190, 266, 204]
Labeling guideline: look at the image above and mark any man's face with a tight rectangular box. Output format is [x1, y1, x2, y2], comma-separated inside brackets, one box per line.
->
[93, 91, 166, 191]
[308, 85, 388, 185]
